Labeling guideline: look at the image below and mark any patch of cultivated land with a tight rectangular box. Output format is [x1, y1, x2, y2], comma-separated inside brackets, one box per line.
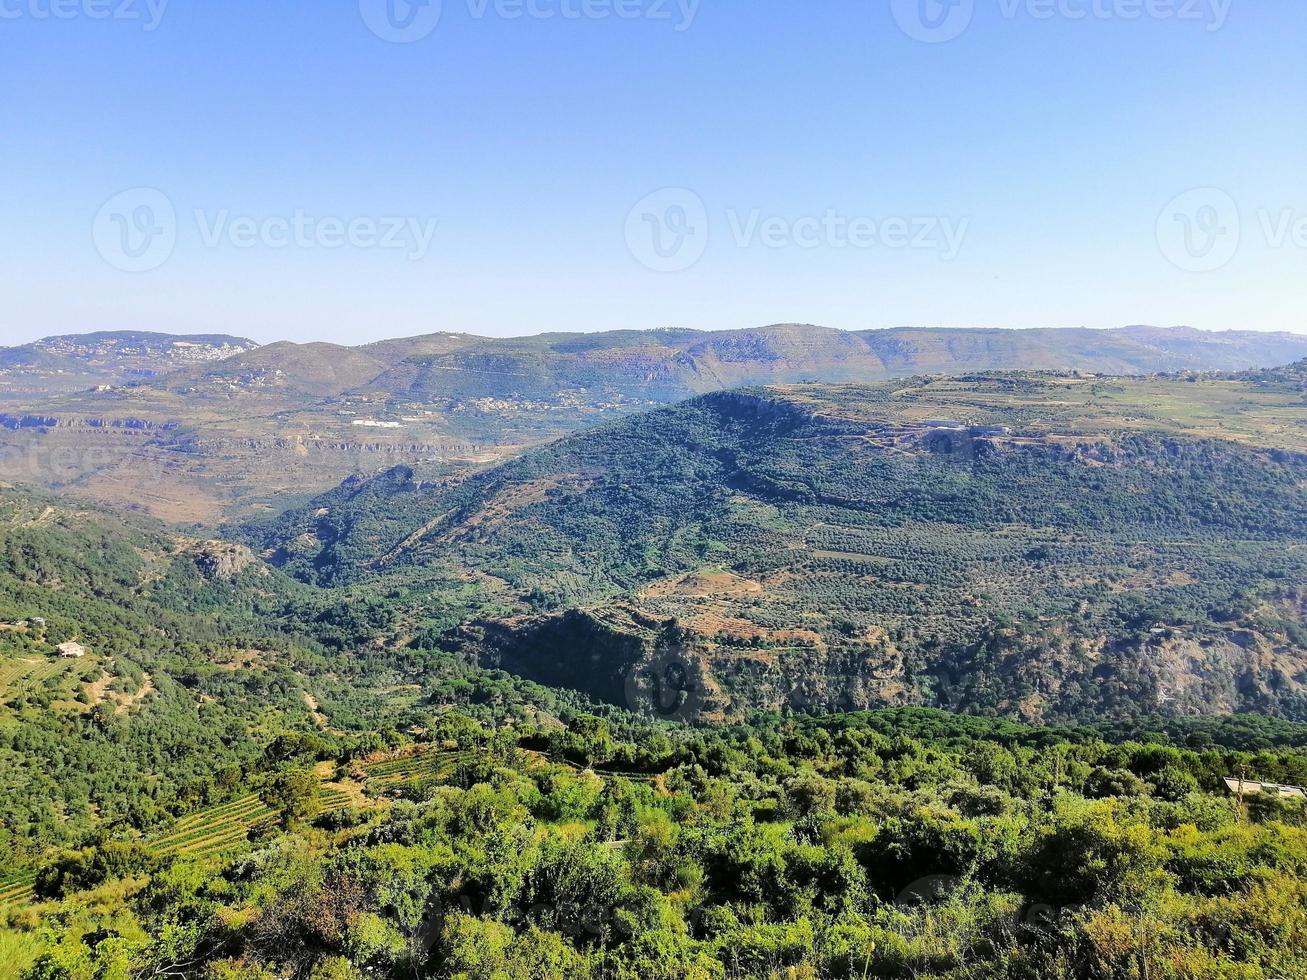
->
[150, 769, 359, 860]
[779, 375, 1307, 453]
[0, 872, 36, 910]
[642, 569, 764, 599]
[149, 794, 279, 857]
[0, 658, 72, 697]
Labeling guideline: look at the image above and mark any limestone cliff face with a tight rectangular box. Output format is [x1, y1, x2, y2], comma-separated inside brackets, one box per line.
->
[445, 599, 1307, 725]
[0, 414, 178, 431]
[0, 415, 62, 430]
[926, 612, 1307, 725]
[447, 603, 923, 721]
[450, 606, 661, 710]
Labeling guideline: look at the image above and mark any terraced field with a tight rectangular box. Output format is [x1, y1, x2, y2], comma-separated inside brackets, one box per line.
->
[362, 747, 655, 791]
[317, 786, 354, 811]
[361, 750, 482, 786]
[150, 794, 277, 856]
[0, 658, 71, 695]
[0, 872, 36, 910]
[151, 784, 356, 857]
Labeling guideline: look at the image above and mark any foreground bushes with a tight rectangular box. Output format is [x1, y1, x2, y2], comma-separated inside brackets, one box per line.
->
[11, 711, 1307, 979]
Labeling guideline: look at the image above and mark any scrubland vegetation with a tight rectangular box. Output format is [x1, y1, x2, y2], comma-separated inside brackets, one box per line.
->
[8, 709, 1307, 980]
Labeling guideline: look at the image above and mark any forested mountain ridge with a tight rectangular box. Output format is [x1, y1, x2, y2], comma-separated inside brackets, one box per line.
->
[4, 324, 1305, 523]
[248, 371, 1307, 724]
[4, 377, 1307, 978]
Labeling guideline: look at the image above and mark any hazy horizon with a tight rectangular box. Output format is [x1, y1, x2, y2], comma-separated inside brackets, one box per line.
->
[6, 320, 1307, 350]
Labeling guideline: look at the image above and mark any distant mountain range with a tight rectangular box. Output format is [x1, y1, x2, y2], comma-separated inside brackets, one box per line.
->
[0, 331, 259, 397]
[5, 324, 1305, 402]
[1, 324, 1304, 522]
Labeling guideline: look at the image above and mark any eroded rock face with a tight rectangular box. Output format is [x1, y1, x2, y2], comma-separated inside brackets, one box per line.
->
[450, 606, 661, 709]
[0, 415, 59, 430]
[446, 598, 1307, 725]
[189, 540, 257, 580]
[444, 603, 921, 721]
[924, 612, 1307, 725]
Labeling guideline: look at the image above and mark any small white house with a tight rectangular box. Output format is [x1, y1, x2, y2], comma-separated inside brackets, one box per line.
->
[56, 642, 87, 659]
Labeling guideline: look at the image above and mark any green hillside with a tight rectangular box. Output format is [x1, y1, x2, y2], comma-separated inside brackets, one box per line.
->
[9, 704, 1307, 980]
[0, 482, 640, 873]
[250, 372, 1307, 723]
[0, 485, 325, 864]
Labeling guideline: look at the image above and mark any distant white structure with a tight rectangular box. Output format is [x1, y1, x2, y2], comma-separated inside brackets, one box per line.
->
[56, 642, 87, 659]
[1224, 777, 1306, 799]
[28, 617, 46, 627]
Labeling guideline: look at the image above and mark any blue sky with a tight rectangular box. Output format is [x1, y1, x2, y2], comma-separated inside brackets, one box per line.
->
[1, 0, 1303, 346]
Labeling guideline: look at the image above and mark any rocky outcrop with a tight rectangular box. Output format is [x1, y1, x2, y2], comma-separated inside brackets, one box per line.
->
[446, 603, 917, 722]
[188, 540, 258, 580]
[0, 414, 178, 431]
